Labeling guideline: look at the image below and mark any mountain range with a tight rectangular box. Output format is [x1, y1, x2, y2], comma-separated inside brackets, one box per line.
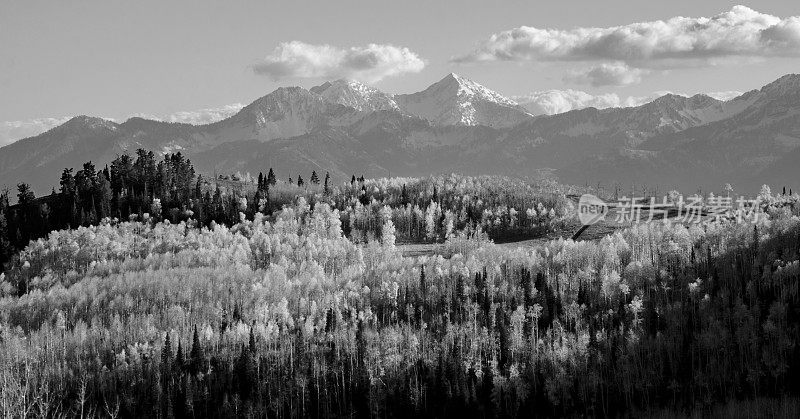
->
[2, 72, 800, 196]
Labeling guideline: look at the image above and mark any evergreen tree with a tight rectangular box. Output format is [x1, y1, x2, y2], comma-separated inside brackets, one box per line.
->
[267, 168, 276, 186]
[248, 325, 256, 353]
[175, 341, 185, 371]
[16, 183, 35, 207]
[161, 333, 173, 387]
[310, 170, 319, 184]
[15, 183, 37, 244]
[0, 191, 11, 270]
[162, 333, 173, 369]
[420, 265, 427, 298]
[235, 344, 255, 399]
[96, 172, 112, 219]
[59, 168, 76, 197]
[189, 326, 204, 375]
[297, 175, 304, 187]
[324, 172, 331, 194]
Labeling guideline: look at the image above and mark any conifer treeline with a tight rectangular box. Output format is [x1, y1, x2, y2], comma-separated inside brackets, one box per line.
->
[2, 150, 200, 255]
[0, 150, 337, 272]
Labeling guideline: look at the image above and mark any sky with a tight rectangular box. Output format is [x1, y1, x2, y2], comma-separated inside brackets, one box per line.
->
[1, 0, 800, 145]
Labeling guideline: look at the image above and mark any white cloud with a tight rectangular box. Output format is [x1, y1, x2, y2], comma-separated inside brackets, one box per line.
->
[253, 41, 425, 83]
[514, 90, 624, 115]
[0, 117, 71, 147]
[140, 103, 245, 125]
[564, 62, 647, 86]
[514, 90, 687, 115]
[706, 90, 744, 101]
[454, 6, 800, 66]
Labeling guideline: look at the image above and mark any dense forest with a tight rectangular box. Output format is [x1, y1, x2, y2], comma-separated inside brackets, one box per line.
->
[0, 150, 579, 275]
[2, 178, 800, 416]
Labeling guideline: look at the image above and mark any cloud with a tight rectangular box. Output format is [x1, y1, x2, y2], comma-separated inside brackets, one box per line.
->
[0, 117, 71, 147]
[454, 6, 800, 67]
[514, 90, 683, 115]
[253, 41, 425, 83]
[146, 103, 244, 125]
[564, 62, 647, 86]
[706, 90, 744, 101]
[514, 90, 623, 115]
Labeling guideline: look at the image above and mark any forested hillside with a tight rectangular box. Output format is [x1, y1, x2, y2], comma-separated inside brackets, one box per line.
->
[0, 151, 580, 273]
[2, 192, 800, 417]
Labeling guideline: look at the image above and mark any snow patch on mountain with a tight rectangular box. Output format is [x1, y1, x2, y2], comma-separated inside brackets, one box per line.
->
[310, 79, 399, 112]
[394, 73, 532, 128]
[224, 86, 357, 142]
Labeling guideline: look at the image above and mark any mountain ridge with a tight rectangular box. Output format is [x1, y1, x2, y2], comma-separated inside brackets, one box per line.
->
[3, 73, 800, 195]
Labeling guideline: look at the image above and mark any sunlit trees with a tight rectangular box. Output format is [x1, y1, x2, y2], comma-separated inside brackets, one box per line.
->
[3, 172, 800, 415]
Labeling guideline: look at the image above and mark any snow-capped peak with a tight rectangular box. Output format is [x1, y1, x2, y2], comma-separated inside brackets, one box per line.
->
[435, 73, 521, 107]
[310, 79, 399, 112]
[394, 73, 531, 128]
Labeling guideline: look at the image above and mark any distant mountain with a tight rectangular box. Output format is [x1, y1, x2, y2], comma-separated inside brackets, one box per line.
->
[2, 73, 800, 196]
[559, 74, 800, 192]
[394, 73, 532, 128]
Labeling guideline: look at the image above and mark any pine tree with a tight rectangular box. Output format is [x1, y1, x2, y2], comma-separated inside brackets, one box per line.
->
[235, 344, 256, 399]
[522, 268, 533, 310]
[16, 183, 35, 206]
[60, 168, 76, 197]
[267, 168, 276, 186]
[96, 172, 112, 219]
[310, 170, 319, 185]
[189, 326, 204, 375]
[420, 265, 427, 298]
[297, 175, 304, 187]
[248, 325, 256, 353]
[325, 307, 337, 332]
[175, 341, 184, 373]
[0, 191, 11, 269]
[351, 175, 356, 185]
[161, 333, 174, 389]
[324, 172, 330, 194]
[162, 333, 173, 369]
